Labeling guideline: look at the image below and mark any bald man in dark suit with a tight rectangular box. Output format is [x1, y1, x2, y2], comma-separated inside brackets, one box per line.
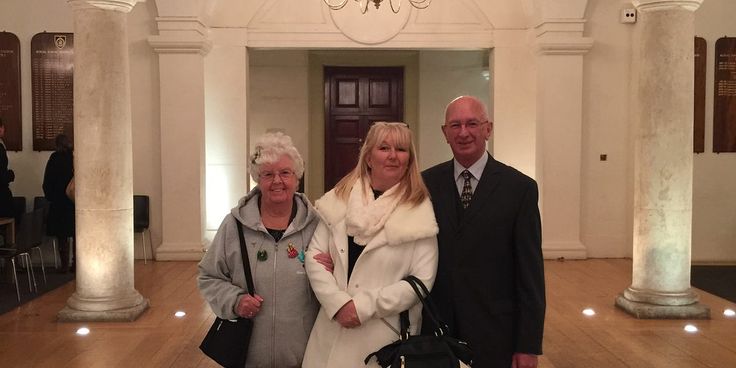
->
[421, 96, 545, 368]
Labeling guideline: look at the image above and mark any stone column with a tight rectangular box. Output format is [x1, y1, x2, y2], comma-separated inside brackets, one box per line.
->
[615, 0, 709, 319]
[534, 20, 593, 260]
[59, 0, 148, 321]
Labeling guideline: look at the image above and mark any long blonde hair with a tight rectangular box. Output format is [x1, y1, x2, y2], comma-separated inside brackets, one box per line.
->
[333, 122, 428, 207]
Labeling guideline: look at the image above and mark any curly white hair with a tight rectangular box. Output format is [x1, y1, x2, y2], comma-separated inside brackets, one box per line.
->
[248, 132, 305, 182]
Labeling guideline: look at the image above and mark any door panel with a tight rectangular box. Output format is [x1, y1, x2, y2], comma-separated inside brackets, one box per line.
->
[324, 67, 404, 191]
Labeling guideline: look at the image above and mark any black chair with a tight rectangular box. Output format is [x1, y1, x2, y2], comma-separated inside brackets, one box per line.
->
[28, 208, 47, 283]
[134, 195, 151, 264]
[0, 211, 39, 301]
[34, 196, 59, 269]
[11, 196, 25, 223]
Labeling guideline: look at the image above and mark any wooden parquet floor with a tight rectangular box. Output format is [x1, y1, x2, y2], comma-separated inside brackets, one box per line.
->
[0, 259, 734, 368]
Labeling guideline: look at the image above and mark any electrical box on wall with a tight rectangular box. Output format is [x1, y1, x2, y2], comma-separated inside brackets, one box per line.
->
[621, 8, 637, 23]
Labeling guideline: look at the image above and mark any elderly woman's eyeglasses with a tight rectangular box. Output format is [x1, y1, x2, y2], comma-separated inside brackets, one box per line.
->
[260, 169, 295, 181]
[446, 120, 488, 131]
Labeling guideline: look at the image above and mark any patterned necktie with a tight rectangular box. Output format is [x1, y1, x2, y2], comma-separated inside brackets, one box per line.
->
[460, 170, 473, 209]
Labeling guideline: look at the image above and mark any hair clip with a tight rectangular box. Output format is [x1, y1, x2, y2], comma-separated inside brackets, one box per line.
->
[251, 146, 261, 165]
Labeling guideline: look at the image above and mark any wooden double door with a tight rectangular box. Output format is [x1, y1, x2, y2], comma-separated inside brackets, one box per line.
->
[324, 66, 404, 191]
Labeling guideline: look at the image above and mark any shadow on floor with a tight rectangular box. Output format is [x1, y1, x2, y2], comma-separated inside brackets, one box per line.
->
[0, 267, 74, 315]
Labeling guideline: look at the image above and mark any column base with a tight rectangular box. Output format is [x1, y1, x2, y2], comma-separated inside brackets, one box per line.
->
[615, 294, 710, 319]
[58, 298, 150, 322]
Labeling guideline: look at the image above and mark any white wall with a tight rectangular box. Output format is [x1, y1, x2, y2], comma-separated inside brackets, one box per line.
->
[580, 0, 635, 258]
[128, 1, 161, 259]
[692, 0, 736, 263]
[417, 51, 491, 170]
[5, 0, 736, 262]
[248, 50, 310, 178]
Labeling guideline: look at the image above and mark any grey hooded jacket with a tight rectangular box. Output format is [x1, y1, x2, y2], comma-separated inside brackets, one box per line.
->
[198, 188, 320, 368]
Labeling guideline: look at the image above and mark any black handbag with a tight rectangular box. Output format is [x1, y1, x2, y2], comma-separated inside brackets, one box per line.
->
[199, 219, 256, 368]
[365, 275, 473, 368]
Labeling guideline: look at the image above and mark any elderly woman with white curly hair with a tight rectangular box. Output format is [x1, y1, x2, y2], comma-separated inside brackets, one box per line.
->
[198, 132, 320, 367]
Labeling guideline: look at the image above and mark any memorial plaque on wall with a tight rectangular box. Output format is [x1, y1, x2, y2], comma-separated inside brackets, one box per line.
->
[0, 32, 22, 151]
[713, 37, 736, 153]
[31, 32, 74, 151]
[694, 37, 706, 153]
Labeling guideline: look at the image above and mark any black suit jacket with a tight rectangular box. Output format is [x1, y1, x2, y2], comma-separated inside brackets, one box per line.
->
[0, 142, 15, 219]
[421, 154, 545, 368]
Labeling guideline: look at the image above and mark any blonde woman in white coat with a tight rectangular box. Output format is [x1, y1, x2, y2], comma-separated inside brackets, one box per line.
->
[302, 122, 439, 368]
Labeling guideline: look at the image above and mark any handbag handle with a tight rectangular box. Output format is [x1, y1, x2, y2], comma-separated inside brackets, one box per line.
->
[235, 218, 256, 295]
[399, 275, 449, 339]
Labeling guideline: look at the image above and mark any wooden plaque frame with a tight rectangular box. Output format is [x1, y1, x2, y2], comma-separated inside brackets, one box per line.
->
[31, 32, 74, 151]
[0, 32, 22, 151]
[713, 37, 736, 153]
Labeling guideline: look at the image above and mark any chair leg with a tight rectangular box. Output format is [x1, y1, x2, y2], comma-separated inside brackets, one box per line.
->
[52, 238, 59, 269]
[141, 231, 147, 265]
[11, 257, 20, 302]
[146, 229, 153, 262]
[25, 254, 38, 293]
[20, 254, 34, 293]
[34, 247, 46, 284]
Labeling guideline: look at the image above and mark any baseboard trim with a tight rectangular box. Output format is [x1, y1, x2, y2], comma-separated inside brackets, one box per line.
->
[154, 243, 206, 261]
[543, 241, 587, 260]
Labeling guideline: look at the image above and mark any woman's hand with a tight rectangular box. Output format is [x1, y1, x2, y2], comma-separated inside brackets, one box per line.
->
[235, 294, 264, 319]
[313, 251, 334, 273]
[334, 300, 361, 328]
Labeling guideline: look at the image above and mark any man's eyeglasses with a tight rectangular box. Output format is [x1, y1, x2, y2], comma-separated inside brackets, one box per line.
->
[260, 169, 295, 181]
[446, 120, 488, 131]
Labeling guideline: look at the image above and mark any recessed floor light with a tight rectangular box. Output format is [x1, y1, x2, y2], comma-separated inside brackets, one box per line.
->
[175, 311, 186, 318]
[582, 308, 596, 316]
[684, 324, 698, 333]
[76, 327, 90, 336]
[724, 309, 735, 317]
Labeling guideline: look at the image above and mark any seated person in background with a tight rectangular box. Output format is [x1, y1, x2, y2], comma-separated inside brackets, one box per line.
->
[0, 118, 19, 225]
[43, 134, 75, 273]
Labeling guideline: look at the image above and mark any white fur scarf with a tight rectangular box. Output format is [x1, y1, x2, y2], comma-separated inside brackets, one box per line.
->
[345, 178, 403, 245]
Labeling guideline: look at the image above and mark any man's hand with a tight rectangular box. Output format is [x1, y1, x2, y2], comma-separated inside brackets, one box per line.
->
[511, 353, 538, 368]
[334, 300, 361, 328]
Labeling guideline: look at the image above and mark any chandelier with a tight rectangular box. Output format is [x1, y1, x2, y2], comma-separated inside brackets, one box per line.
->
[323, 0, 431, 14]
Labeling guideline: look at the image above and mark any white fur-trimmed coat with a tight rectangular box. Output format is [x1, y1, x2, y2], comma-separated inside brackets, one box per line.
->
[302, 188, 439, 368]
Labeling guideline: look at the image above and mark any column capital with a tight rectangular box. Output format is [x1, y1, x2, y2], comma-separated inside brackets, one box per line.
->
[535, 34, 594, 55]
[632, 0, 703, 12]
[67, 0, 141, 13]
[533, 19, 594, 55]
[148, 15, 212, 55]
[148, 35, 212, 55]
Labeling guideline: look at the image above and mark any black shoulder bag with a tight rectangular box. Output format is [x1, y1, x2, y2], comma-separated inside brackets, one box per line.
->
[365, 275, 473, 368]
[199, 219, 255, 368]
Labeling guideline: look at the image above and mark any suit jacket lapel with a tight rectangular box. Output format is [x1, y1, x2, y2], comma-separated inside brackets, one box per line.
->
[460, 154, 503, 229]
